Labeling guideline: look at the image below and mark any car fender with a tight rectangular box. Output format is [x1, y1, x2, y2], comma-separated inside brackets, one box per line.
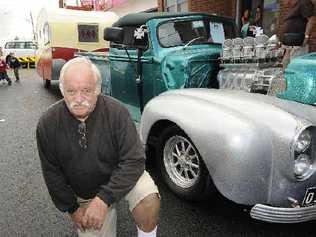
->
[140, 89, 309, 205]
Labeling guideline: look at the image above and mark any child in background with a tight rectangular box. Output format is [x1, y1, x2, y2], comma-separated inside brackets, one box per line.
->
[0, 57, 12, 85]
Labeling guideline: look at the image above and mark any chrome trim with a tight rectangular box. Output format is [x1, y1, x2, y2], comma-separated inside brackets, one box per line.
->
[250, 204, 316, 223]
[294, 129, 311, 153]
[291, 124, 311, 157]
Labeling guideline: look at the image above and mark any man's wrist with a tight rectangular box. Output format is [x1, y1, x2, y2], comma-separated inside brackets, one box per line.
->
[67, 203, 80, 214]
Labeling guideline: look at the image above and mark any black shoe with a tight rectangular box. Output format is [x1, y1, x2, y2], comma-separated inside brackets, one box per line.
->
[8, 81, 12, 86]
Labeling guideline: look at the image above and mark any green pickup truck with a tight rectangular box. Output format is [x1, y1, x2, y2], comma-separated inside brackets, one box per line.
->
[77, 12, 316, 223]
[78, 12, 237, 121]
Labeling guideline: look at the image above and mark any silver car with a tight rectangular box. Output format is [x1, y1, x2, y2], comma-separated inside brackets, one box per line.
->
[140, 51, 316, 223]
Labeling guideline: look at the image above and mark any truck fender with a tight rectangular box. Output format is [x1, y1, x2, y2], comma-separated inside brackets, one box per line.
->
[52, 59, 66, 81]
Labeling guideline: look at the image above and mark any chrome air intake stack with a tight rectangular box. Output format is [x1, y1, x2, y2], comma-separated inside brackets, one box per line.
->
[218, 35, 284, 95]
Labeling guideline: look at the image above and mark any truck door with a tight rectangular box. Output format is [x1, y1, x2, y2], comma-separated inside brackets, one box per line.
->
[109, 25, 152, 121]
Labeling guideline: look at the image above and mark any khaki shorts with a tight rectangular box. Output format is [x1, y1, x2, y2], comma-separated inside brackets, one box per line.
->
[77, 171, 159, 237]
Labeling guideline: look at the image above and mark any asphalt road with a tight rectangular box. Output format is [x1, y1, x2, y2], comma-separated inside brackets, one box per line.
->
[0, 69, 315, 237]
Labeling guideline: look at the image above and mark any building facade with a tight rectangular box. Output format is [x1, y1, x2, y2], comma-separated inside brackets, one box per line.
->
[158, 0, 316, 51]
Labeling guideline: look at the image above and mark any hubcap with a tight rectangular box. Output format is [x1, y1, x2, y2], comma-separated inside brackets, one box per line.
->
[163, 135, 200, 188]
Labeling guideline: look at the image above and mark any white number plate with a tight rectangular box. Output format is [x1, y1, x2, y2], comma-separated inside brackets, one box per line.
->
[302, 187, 316, 207]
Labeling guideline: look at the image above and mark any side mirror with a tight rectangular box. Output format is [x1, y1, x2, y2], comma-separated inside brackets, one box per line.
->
[104, 27, 124, 44]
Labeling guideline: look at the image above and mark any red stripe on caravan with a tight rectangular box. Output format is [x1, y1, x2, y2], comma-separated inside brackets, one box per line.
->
[52, 47, 77, 61]
[37, 47, 109, 81]
[52, 47, 109, 60]
[93, 48, 109, 52]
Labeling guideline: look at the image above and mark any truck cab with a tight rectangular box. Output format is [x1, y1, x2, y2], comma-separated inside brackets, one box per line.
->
[103, 12, 236, 121]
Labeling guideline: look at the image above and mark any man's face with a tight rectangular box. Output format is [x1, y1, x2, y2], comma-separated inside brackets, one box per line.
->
[62, 63, 99, 120]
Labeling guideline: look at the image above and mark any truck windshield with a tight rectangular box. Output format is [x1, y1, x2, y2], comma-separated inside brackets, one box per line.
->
[158, 18, 232, 48]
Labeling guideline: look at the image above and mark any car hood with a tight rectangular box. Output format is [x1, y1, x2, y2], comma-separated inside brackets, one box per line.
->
[163, 89, 316, 130]
[161, 47, 221, 89]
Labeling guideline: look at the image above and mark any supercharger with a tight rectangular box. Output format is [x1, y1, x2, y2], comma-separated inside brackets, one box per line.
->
[217, 35, 285, 95]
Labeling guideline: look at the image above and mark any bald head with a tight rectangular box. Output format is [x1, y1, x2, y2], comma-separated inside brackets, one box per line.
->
[59, 57, 102, 95]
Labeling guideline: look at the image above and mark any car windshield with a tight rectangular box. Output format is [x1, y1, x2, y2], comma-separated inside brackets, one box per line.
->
[158, 18, 235, 48]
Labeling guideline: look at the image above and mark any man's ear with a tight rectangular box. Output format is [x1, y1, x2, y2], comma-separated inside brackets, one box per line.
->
[59, 84, 64, 96]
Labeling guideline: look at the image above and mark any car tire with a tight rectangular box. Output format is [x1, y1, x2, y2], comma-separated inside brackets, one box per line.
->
[43, 79, 51, 89]
[156, 126, 213, 201]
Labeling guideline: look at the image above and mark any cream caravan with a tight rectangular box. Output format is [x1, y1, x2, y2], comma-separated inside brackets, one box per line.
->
[36, 8, 118, 88]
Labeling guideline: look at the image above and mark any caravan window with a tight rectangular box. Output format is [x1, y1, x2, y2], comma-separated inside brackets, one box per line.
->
[78, 24, 99, 42]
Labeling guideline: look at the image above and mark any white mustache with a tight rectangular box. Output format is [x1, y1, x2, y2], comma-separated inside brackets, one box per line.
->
[69, 100, 91, 109]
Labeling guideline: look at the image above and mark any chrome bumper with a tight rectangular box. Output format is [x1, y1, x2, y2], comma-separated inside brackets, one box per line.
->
[250, 204, 316, 223]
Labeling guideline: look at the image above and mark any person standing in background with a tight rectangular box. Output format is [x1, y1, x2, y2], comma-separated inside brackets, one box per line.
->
[247, 6, 264, 37]
[241, 9, 251, 25]
[282, 0, 316, 69]
[304, 0, 316, 46]
[254, 6, 263, 28]
[8, 52, 21, 82]
[241, 9, 251, 38]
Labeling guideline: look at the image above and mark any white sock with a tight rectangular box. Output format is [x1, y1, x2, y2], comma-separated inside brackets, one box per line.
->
[137, 226, 157, 237]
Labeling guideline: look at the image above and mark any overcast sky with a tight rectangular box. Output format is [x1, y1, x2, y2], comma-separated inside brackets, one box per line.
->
[0, 0, 78, 46]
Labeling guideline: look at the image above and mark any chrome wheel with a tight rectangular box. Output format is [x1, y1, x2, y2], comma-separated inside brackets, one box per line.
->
[163, 135, 201, 189]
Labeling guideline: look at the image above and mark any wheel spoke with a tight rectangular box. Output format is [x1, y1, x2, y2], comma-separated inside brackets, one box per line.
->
[172, 152, 179, 158]
[184, 169, 189, 180]
[172, 160, 179, 167]
[186, 161, 199, 169]
[185, 144, 193, 156]
[178, 166, 184, 176]
[188, 154, 198, 161]
[175, 143, 181, 156]
[180, 140, 186, 153]
[188, 168, 198, 178]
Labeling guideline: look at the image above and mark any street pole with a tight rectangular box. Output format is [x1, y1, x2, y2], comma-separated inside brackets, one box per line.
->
[29, 11, 36, 42]
[59, 0, 64, 8]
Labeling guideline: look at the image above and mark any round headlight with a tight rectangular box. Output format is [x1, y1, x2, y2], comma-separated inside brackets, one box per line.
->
[294, 129, 312, 153]
[294, 154, 313, 180]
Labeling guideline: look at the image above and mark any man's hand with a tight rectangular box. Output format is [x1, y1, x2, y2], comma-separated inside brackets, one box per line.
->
[82, 196, 108, 230]
[70, 207, 86, 232]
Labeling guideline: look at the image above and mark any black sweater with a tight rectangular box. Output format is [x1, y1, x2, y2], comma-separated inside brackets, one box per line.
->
[36, 95, 145, 213]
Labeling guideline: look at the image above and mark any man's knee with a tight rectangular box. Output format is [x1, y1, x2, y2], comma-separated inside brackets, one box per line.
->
[132, 193, 160, 232]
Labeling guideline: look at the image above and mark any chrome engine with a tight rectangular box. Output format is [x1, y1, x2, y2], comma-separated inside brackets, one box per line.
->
[218, 35, 285, 95]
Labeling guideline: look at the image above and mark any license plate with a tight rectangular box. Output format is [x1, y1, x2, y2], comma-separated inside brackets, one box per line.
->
[302, 187, 316, 207]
